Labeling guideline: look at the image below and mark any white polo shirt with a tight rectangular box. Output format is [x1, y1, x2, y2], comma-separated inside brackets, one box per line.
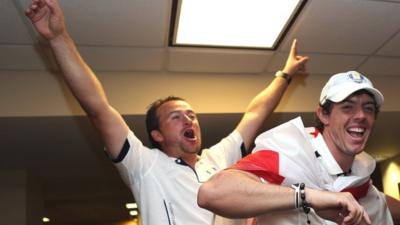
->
[232, 117, 393, 225]
[308, 125, 393, 225]
[114, 130, 244, 225]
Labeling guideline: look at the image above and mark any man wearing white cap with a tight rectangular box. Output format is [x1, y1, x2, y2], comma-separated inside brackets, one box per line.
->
[198, 71, 400, 225]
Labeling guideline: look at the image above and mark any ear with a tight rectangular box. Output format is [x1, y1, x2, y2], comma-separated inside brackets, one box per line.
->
[151, 130, 164, 143]
[316, 106, 330, 126]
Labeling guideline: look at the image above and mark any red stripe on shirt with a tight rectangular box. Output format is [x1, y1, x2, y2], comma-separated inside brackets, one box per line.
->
[231, 150, 285, 185]
[341, 179, 371, 200]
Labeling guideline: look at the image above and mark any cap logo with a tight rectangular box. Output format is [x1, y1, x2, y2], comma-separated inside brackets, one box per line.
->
[347, 72, 364, 83]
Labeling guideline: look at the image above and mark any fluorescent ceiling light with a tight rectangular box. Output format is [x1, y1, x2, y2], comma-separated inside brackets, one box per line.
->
[170, 0, 306, 49]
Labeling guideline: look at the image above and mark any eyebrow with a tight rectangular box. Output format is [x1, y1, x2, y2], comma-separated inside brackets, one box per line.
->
[167, 109, 195, 117]
[342, 99, 376, 105]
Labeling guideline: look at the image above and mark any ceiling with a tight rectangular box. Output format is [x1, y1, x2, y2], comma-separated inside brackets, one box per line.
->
[1, 0, 400, 224]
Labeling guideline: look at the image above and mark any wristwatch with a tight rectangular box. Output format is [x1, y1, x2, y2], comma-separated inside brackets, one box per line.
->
[275, 70, 292, 84]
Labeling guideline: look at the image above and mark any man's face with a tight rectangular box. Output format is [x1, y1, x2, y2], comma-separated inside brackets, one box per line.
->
[155, 100, 202, 155]
[320, 93, 376, 157]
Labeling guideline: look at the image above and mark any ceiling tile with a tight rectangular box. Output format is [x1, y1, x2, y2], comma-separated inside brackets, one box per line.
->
[359, 56, 400, 76]
[79, 46, 165, 72]
[61, 0, 169, 47]
[266, 52, 366, 75]
[167, 48, 273, 74]
[377, 32, 400, 56]
[283, 0, 400, 54]
[0, 45, 56, 70]
[0, 0, 35, 44]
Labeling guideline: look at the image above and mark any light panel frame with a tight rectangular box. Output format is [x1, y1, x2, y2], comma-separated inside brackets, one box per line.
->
[169, 0, 307, 50]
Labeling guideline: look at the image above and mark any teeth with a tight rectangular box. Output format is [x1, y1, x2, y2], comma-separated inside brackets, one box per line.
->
[348, 127, 364, 133]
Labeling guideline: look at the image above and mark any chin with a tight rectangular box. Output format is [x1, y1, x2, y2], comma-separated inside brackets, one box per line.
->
[184, 145, 200, 154]
[353, 150, 364, 156]
[349, 146, 365, 155]
[194, 146, 201, 153]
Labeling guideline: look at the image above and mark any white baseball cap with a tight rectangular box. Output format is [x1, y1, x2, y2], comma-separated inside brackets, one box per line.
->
[319, 71, 384, 107]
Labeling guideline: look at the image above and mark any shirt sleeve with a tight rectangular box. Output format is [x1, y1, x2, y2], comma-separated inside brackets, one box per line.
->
[112, 130, 158, 187]
[200, 130, 244, 168]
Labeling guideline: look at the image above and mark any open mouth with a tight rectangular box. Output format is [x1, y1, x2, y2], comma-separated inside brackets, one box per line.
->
[347, 127, 365, 138]
[183, 129, 196, 140]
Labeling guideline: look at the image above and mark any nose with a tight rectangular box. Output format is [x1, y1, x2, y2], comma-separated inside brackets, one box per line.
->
[183, 114, 193, 125]
[353, 107, 367, 120]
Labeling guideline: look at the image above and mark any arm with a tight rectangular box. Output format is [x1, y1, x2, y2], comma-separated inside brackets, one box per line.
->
[236, 39, 309, 150]
[386, 195, 400, 224]
[25, 0, 129, 158]
[198, 169, 371, 225]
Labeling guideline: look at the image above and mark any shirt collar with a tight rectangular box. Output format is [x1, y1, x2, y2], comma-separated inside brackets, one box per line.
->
[172, 155, 200, 165]
[307, 127, 375, 182]
[307, 128, 347, 176]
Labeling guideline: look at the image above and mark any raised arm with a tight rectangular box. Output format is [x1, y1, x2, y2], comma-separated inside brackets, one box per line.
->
[198, 169, 371, 225]
[236, 39, 309, 150]
[25, 0, 129, 158]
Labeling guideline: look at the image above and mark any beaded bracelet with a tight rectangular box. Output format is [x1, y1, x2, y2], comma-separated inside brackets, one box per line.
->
[292, 183, 311, 224]
[300, 183, 311, 224]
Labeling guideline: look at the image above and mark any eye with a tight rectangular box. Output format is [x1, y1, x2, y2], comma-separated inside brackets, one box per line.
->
[188, 113, 196, 120]
[341, 104, 353, 112]
[171, 114, 180, 119]
[363, 105, 376, 114]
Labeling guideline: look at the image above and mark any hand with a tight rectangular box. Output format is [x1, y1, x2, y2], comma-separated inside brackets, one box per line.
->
[282, 39, 309, 77]
[307, 189, 371, 225]
[25, 0, 66, 40]
[316, 209, 370, 225]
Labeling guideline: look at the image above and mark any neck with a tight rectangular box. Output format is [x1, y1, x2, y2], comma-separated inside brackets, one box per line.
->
[322, 134, 354, 173]
[160, 146, 198, 168]
[180, 154, 198, 168]
[335, 155, 354, 173]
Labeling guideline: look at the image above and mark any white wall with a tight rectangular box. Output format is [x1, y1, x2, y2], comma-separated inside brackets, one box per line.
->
[1, 70, 399, 117]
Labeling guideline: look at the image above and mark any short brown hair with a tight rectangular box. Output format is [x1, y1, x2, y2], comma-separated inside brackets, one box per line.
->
[145, 96, 186, 149]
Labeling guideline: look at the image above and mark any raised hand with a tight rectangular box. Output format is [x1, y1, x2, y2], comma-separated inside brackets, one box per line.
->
[283, 39, 309, 76]
[25, 0, 65, 40]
